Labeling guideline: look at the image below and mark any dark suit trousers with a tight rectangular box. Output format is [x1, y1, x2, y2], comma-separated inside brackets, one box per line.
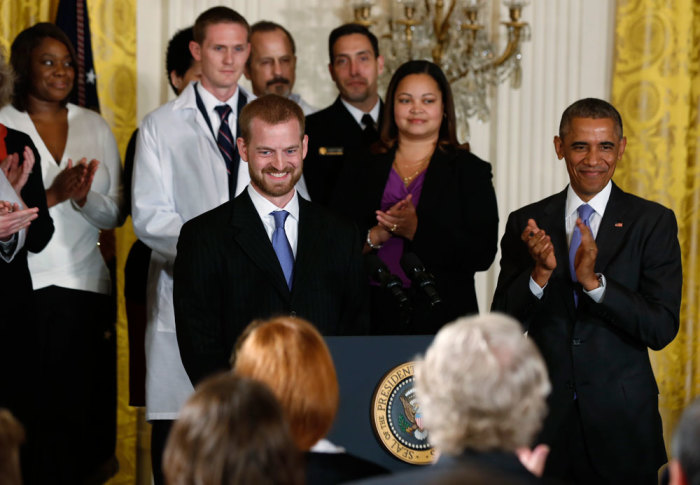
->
[545, 401, 658, 485]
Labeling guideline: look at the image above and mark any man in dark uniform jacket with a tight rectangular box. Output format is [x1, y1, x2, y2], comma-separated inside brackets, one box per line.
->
[304, 23, 384, 212]
[492, 98, 682, 484]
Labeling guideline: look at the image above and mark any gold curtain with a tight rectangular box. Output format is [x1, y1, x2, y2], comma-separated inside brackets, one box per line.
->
[0, 1, 144, 483]
[612, 0, 700, 451]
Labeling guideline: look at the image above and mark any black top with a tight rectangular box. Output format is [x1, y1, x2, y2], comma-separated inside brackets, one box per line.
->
[360, 146, 499, 334]
[305, 451, 390, 485]
[0, 125, 54, 427]
[349, 450, 541, 485]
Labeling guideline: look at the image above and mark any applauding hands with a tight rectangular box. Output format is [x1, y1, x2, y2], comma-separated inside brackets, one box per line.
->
[46, 157, 99, 208]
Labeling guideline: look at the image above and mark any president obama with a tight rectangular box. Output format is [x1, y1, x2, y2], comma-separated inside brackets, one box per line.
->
[492, 98, 682, 484]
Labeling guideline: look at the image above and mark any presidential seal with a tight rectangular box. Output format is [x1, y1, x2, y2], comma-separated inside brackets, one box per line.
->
[370, 361, 434, 465]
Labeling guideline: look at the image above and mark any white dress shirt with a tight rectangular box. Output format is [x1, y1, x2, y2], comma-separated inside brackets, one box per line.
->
[0, 103, 123, 293]
[247, 184, 299, 257]
[529, 181, 612, 302]
[340, 98, 380, 129]
[289, 93, 318, 116]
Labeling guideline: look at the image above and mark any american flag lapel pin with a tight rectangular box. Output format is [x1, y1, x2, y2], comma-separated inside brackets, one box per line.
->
[614, 221, 623, 227]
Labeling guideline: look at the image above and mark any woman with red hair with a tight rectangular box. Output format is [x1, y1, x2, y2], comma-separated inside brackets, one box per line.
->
[232, 316, 389, 484]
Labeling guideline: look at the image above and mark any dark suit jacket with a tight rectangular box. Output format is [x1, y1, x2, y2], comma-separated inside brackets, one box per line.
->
[492, 183, 682, 479]
[0, 126, 53, 425]
[304, 96, 383, 212]
[350, 450, 540, 484]
[305, 451, 389, 485]
[173, 189, 369, 385]
[361, 146, 499, 334]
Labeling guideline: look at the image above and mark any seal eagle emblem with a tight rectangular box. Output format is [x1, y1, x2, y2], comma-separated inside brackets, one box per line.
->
[370, 361, 434, 465]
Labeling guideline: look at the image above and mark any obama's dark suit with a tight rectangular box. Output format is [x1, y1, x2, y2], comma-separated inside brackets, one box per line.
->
[492, 182, 681, 481]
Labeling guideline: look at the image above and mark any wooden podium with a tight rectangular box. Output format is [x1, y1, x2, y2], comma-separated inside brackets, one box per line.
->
[324, 335, 434, 472]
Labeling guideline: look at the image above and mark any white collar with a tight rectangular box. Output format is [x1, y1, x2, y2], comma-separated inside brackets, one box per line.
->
[340, 97, 380, 129]
[196, 82, 239, 115]
[310, 438, 345, 454]
[246, 184, 299, 220]
[565, 181, 612, 219]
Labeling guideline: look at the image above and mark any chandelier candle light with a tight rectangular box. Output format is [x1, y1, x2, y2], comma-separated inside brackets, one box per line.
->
[352, 0, 530, 136]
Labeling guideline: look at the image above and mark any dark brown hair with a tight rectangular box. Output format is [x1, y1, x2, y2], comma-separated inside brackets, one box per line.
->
[163, 373, 304, 485]
[328, 23, 379, 64]
[375, 59, 466, 153]
[10, 22, 77, 112]
[193, 6, 249, 44]
[238, 94, 305, 143]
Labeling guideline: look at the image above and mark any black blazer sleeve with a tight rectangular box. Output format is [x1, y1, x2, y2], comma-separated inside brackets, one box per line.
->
[174, 205, 231, 385]
[6, 128, 54, 253]
[411, 148, 499, 274]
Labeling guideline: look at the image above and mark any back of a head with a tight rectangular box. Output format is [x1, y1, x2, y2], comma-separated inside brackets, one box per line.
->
[163, 373, 303, 485]
[416, 313, 550, 455]
[232, 316, 339, 451]
[672, 397, 700, 485]
[165, 27, 195, 94]
[0, 409, 25, 485]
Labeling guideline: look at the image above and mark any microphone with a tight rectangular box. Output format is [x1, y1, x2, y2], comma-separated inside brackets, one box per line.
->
[400, 252, 442, 308]
[364, 253, 411, 311]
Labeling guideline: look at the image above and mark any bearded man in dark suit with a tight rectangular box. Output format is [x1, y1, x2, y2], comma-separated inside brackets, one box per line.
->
[174, 94, 368, 386]
[492, 98, 682, 484]
[303, 23, 384, 213]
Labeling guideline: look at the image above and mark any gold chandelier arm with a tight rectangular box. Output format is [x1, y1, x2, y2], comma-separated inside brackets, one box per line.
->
[446, 21, 525, 83]
[491, 22, 525, 67]
[432, 0, 458, 65]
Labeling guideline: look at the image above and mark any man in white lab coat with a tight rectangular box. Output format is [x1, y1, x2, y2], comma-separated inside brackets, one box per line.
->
[132, 6, 308, 484]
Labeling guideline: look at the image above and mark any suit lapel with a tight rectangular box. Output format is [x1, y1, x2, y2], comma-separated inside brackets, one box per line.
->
[415, 148, 451, 221]
[333, 97, 364, 140]
[292, 198, 322, 294]
[594, 183, 631, 273]
[230, 191, 290, 299]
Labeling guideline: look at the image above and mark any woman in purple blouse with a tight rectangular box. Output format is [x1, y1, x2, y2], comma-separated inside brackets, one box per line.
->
[362, 60, 498, 334]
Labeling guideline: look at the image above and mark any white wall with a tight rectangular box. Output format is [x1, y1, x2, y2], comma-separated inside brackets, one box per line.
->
[136, 0, 616, 311]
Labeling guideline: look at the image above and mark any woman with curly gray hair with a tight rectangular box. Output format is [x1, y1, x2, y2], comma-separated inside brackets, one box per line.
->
[356, 313, 551, 484]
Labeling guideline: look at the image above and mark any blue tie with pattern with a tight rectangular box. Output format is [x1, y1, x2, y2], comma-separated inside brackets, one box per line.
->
[271, 210, 294, 289]
[569, 203, 595, 306]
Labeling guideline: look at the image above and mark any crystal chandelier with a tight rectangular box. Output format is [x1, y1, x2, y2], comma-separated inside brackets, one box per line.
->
[352, 0, 530, 138]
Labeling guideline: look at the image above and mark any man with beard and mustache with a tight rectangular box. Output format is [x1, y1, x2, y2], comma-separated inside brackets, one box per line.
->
[244, 21, 317, 115]
[173, 94, 369, 386]
[303, 23, 384, 213]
